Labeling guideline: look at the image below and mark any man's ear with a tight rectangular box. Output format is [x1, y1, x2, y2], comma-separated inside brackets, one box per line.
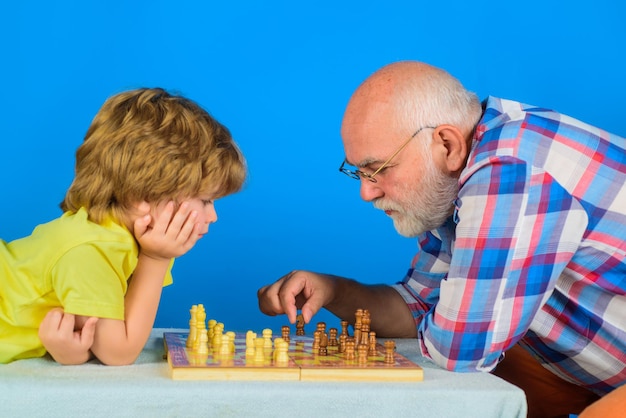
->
[432, 124, 469, 174]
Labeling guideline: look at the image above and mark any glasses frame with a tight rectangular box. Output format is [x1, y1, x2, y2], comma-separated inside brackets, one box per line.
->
[339, 126, 435, 183]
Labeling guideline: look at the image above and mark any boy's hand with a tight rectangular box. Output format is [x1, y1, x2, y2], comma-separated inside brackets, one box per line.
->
[38, 308, 98, 365]
[133, 201, 202, 260]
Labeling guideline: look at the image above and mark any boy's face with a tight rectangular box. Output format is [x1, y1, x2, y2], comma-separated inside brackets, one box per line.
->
[146, 196, 218, 238]
[183, 197, 218, 238]
[158, 196, 217, 236]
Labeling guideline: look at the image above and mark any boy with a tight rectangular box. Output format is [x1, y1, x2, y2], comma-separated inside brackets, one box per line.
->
[0, 88, 246, 365]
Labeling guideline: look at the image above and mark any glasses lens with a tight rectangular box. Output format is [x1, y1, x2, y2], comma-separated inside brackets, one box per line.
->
[339, 160, 360, 180]
[340, 167, 360, 180]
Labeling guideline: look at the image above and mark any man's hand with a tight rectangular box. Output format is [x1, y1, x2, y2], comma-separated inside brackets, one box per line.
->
[133, 201, 202, 260]
[38, 308, 98, 365]
[257, 270, 336, 324]
[258, 271, 417, 338]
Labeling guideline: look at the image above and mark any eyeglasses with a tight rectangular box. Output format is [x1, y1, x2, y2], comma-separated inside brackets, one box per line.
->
[339, 126, 435, 183]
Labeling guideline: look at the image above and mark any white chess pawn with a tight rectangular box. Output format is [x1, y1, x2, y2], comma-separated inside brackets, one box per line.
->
[212, 323, 224, 350]
[245, 331, 257, 358]
[219, 336, 231, 357]
[254, 337, 266, 363]
[197, 329, 209, 354]
[207, 319, 217, 341]
[262, 328, 273, 351]
[225, 331, 236, 353]
[272, 338, 285, 362]
[274, 340, 289, 365]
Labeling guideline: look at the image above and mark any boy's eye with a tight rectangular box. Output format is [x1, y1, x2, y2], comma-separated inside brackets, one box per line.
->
[201, 199, 214, 206]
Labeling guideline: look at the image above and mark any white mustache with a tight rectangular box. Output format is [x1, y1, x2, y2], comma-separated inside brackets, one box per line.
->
[373, 199, 403, 213]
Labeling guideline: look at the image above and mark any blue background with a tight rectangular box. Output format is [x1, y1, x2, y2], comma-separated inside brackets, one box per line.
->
[2, 1, 625, 334]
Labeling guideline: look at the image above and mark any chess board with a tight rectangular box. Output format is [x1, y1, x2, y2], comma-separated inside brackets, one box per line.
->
[164, 332, 423, 381]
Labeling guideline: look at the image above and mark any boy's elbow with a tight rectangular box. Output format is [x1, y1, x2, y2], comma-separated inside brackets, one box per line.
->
[92, 348, 141, 366]
[97, 354, 139, 366]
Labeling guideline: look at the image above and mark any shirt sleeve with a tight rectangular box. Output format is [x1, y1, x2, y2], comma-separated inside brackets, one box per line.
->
[51, 244, 175, 320]
[398, 156, 588, 372]
[51, 243, 130, 320]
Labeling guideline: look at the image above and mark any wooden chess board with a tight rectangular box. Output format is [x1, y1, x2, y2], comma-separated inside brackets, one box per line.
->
[164, 332, 423, 381]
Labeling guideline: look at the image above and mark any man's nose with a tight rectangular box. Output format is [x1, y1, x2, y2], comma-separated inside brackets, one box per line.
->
[359, 178, 384, 202]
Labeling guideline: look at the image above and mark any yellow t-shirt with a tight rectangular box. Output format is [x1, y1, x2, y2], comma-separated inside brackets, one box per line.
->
[0, 207, 173, 363]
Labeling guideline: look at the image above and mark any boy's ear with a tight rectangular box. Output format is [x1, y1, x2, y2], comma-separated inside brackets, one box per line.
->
[432, 124, 469, 174]
[132, 201, 151, 215]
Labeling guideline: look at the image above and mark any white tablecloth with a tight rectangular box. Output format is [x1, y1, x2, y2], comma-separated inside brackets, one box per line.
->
[0, 328, 527, 417]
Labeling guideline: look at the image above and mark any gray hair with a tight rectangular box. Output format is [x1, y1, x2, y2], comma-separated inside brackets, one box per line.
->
[393, 66, 482, 137]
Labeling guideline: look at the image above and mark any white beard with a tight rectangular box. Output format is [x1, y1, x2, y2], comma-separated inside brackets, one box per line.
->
[373, 157, 458, 237]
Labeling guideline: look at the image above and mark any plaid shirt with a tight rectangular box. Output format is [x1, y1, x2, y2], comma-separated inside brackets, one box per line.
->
[394, 96, 626, 394]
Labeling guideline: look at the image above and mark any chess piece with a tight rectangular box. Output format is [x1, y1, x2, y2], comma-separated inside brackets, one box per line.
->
[226, 331, 236, 353]
[253, 337, 266, 363]
[272, 338, 284, 362]
[193, 305, 207, 351]
[281, 325, 290, 343]
[262, 329, 273, 354]
[354, 309, 363, 326]
[357, 343, 368, 364]
[196, 304, 206, 325]
[368, 332, 377, 356]
[319, 334, 328, 356]
[197, 329, 209, 354]
[274, 339, 289, 365]
[384, 340, 396, 365]
[360, 310, 371, 348]
[340, 320, 349, 338]
[345, 339, 356, 361]
[212, 323, 224, 352]
[296, 313, 305, 336]
[219, 335, 232, 357]
[316, 322, 328, 351]
[207, 319, 217, 341]
[339, 333, 347, 353]
[361, 310, 370, 336]
[245, 331, 257, 358]
[328, 328, 338, 347]
[312, 330, 321, 350]
[354, 309, 363, 346]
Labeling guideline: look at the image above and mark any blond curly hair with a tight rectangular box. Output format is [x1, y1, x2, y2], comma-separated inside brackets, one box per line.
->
[61, 88, 246, 224]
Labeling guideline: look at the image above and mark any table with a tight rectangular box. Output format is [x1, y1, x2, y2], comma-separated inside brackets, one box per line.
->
[0, 328, 527, 417]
